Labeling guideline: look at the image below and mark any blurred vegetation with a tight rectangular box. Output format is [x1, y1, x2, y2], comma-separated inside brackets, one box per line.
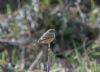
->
[0, 0, 31, 13]
[0, 0, 100, 72]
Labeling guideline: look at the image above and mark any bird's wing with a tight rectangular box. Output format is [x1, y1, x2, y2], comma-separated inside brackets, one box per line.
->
[39, 32, 54, 41]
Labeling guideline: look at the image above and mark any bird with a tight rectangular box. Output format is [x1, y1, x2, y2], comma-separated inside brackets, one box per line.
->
[38, 29, 56, 45]
[38, 29, 56, 72]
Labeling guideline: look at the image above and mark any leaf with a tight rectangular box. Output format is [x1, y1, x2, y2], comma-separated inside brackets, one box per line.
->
[94, 52, 100, 56]
[92, 44, 99, 49]
[91, 0, 95, 9]
[12, 23, 21, 36]
[0, 59, 6, 64]
[90, 12, 97, 22]
[44, 0, 50, 5]
[6, 4, 12, 15]
[40, 0, 50, 12]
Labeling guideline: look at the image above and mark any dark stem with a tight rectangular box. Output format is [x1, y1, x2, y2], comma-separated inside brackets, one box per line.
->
[47, 43, 51, 72]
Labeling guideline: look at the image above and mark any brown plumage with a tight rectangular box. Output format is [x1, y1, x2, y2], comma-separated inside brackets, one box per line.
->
[38, 29, 56, 44]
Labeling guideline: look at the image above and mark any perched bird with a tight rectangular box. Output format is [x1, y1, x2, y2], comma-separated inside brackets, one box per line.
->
[38, 29, 56, 72]
[38, 29, 56, 45]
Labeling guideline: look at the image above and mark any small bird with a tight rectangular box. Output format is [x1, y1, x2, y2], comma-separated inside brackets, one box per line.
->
[38, 29, 56, 72]
[38, 29, 56, 45]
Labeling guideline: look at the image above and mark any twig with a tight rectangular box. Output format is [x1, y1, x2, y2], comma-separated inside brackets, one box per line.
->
[20, 46, 25, 70]
[28, 50, 43, 71]
[0, 39, 21, 46]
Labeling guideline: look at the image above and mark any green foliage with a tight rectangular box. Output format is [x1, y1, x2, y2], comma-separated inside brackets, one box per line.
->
[0, 51, 6, 65]
[90, 12, 97, 22]
[12, 23, 21, 36]
[43, 0, 50, 5]
[0, 67, 3, 72]
[40, 0, 50, 12]
[6, 4, 12, 16]
[89, 0, 97, 21]
[91, 0, 96, 9]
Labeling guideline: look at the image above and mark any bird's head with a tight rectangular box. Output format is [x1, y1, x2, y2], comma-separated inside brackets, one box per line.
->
[48, 29, 56, 33]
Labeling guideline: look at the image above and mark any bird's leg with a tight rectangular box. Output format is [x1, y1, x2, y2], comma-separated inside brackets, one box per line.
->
[47, 43, 51, 72]
[48, 43, 50, 48]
